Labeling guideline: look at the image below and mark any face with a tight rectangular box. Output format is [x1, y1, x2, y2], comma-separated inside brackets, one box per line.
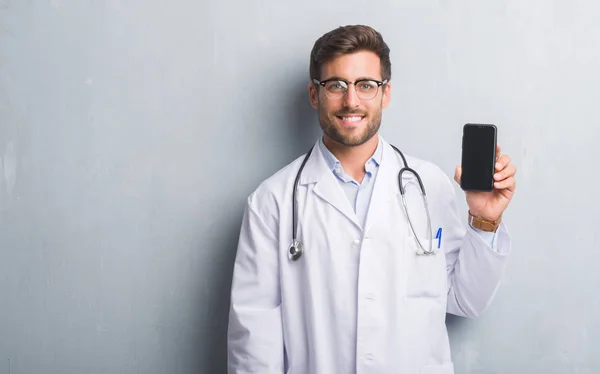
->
[309, 50, 391, 148]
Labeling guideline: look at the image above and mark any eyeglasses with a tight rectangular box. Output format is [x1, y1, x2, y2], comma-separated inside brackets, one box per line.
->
[313, 78, 388, 100]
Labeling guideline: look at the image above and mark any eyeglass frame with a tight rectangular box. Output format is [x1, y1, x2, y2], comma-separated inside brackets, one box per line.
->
[312, 77, 389, 100]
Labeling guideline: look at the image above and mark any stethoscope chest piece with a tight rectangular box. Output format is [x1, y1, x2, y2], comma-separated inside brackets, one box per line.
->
[289, 240, 304, 261]
[416, 246, 436, 256]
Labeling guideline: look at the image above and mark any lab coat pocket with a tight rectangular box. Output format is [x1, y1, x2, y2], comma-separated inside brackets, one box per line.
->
[404, 235, 446, 298]
[420, 362, 454, 374]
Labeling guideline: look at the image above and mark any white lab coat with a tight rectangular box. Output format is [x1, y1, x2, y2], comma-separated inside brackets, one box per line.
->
[227, 137, 511, 374]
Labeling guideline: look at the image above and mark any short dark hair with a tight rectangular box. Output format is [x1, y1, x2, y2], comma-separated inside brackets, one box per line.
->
[309, 25, 391, 81]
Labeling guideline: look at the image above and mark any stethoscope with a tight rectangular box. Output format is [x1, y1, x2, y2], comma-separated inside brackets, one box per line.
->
[289, 144, 434, 262]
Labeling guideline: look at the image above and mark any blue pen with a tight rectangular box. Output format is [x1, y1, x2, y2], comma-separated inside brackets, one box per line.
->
[435, 227, 442, 249]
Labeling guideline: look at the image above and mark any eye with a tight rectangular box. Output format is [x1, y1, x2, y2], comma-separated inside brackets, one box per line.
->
[326, 81, 347, 91]
[358, 82, 377, 91]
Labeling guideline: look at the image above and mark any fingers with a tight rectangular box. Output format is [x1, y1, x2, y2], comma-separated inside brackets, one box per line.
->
[494, 156, 517, 194]
[495, 154, 511, 171]
[492, 147, 517, 195]
[494, 158, 517, 181]
[494, 176, 516, 192]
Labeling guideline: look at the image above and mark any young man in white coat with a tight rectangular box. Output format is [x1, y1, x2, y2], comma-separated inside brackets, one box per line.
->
[227, 25, 517, 374]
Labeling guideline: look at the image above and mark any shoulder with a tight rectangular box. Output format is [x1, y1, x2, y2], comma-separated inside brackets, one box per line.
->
[245, 150, 309, 217]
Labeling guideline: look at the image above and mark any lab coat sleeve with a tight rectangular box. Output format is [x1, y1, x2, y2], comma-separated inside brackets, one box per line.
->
[472, 229, 495, 249]
[227, 197, 284, 374]
[441, 176, 512, 318]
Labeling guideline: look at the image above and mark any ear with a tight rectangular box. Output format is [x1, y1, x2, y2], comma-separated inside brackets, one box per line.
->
[308, 81, 319, 109]
[381, 81, 391, 109]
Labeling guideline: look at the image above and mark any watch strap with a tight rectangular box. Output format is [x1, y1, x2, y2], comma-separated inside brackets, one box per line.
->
[468, 211, 501, 232]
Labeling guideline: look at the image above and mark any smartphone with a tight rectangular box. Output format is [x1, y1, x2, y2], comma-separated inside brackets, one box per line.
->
[460, 123, 497, 191]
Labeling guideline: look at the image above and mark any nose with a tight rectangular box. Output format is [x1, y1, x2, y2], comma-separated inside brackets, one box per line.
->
[342, 84, 360, 108]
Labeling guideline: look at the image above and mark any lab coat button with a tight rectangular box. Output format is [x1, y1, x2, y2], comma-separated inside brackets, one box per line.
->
[351, 239, 360, 249]
[366, 293, 375, 300]
[365, 353, 374, 362]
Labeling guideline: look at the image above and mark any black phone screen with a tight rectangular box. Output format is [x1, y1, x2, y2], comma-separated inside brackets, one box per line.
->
[460, 124, 497, 191]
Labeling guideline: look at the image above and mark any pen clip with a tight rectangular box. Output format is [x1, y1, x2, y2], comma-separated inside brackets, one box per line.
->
[435, 227, 442, 249]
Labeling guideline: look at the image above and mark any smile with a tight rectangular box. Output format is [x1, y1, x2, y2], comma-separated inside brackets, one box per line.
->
[336, 115, 365, 123]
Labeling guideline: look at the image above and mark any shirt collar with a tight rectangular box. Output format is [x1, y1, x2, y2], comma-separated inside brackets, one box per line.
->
[318, 136, 383, 174]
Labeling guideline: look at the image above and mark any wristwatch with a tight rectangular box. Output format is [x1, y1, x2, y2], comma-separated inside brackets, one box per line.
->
[468, 211, 501, 232]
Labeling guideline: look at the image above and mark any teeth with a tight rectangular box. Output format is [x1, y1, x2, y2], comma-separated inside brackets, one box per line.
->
[342, 116, 362, 122]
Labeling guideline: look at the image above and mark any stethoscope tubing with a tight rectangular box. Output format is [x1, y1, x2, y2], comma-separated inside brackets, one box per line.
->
[289, 143, 435, 261]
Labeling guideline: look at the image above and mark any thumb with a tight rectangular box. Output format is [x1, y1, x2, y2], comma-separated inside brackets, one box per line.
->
[454, 165, 462, 185]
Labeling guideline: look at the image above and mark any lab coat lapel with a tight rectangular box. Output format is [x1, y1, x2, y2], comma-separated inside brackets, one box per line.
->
[299, 141, 361, 230]
[363, 140, 411, 233]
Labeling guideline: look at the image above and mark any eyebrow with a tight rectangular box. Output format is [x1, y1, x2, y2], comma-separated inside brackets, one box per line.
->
[322, 76, 382, 82]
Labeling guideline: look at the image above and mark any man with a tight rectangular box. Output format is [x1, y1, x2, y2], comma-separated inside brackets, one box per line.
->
[227, 25, 516, 374]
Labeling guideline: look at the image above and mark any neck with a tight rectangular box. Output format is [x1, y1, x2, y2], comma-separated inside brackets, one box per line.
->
[323, 133, 379, 183]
